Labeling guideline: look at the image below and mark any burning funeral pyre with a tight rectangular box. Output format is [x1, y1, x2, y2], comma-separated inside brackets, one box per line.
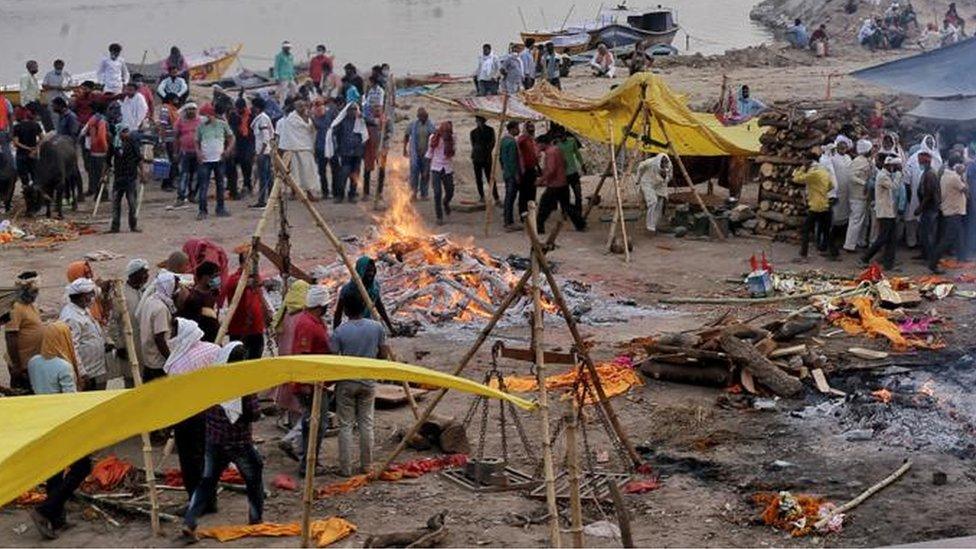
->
[310, 161, 565, 331]
[307, 160, 660, 333]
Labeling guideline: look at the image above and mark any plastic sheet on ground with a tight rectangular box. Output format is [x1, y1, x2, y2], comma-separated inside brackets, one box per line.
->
[0, 356, 536, 508]
[197, 516, 356, 547]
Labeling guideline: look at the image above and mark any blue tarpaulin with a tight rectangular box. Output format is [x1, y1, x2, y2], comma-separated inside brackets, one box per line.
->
[850, 38, 976, 98]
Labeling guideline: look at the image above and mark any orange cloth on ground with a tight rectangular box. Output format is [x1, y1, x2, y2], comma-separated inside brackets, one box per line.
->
[491, 361, 643, 404]
[197, 517, 356, 547]
[316, 454, 468, 497]
[940, 258, 976, 270]
[13, 489, 46, 505]
[752, 492, 825, 537]
[163, 467, 243, 487]
[834, 296, 910, 350]
[82, 455, 133, 493]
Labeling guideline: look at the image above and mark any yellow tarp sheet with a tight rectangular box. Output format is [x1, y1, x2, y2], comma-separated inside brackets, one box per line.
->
[0, 356, 537, 507]
[520, 73, 763, 156]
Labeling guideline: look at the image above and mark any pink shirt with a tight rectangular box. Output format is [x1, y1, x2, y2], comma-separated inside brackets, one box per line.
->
[175, 116, 202, 153]
[425, 140, 454, 174]
[165, 341, 220, 376]
[276, 312, 302, 355]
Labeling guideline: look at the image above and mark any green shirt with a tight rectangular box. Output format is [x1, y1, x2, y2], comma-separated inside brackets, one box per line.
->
[196, 119, 232, 163]
[274, 51, 296, 81]
[499, 135, 519, 180]
[557, 138, 583, 176]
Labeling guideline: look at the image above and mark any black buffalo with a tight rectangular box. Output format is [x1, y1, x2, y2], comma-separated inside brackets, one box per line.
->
[35, 135, 81, 218]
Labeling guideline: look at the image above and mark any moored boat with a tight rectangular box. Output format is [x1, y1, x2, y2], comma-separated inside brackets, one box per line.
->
[0, 45, 242, 105]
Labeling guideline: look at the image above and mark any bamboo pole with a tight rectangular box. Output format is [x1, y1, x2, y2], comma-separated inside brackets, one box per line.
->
[214, 163, 284, 344]
[112, 281, 160, 536]
[607, 480, 634, 548]
[374, 114, 642, 472]
[300, 382, 325, 547]
[485, 93, 510, 236]
[525, 224, 642, 468]
[652, 115, 726, 240]
[271, 151, 420, 421]
[528, 202, 561, 548]
[605, 120, 631, 262]
[90, 166, 113, 218]
[813, 460, 912, 531]
[565, 401, 584, 548]
[374, 101, 648, 471]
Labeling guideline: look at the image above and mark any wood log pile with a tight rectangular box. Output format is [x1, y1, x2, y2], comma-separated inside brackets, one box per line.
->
[636, 315, 829, 398]
[752, 98, 906, 241]
[312, 231, 550, 328]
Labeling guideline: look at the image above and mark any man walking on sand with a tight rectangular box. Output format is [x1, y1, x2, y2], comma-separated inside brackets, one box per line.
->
[110, 124, 142, 233]
[403, 107, 435, 201]
[331, 290, 390, 477]
[274, 41, 297, 100]
[536, 134, 586, 234]
[195, 103, 234, 220]
[862, 155, 901, 270]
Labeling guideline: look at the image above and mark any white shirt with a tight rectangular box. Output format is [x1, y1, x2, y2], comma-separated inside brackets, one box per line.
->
[156, 76, 188, 99]
[121, 93, 148, 130]
[59, 301, 107, 378]
[97, 55, 129, 94]
[251, 111, 273, 155]
[275, 111, 314, 151]
[42, 69, 72, 103]
[519, 49, 536, 78]
[474, 53, 500, 82]
[19, 73, 40, 104]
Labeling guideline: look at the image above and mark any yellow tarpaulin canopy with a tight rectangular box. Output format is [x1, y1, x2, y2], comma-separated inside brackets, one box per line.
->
[520, 73, 763, 157]
[0, 356, 537, 507]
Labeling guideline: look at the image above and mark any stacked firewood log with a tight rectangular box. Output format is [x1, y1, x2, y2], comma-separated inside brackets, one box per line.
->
[752, 98, 905, 240]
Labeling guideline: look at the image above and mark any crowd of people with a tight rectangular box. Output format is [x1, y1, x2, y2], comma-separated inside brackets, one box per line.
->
[3, 246, 392, 542]
[791, 132, 976, 274]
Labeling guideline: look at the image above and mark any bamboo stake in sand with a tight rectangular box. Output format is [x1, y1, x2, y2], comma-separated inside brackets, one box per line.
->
[527, 202, 561, 548]
[814, 460, 912, 531]
[565, 400, 584, 548]
[112, 281, 160, 535]
[300, 382, 325, 547]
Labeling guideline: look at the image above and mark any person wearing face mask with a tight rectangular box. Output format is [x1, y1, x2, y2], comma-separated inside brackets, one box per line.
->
[929, 160, 969, 273]
[177, 261, 222, 342]
[59, 278, 108, 391]
[862, 155, 901, 270]
[195, 102, 234, 220]
[4, 271, 44, 391]
[42, 59, 72, 112]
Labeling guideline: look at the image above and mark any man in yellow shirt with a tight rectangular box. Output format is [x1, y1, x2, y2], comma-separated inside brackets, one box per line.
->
[793, 153, 835, 259]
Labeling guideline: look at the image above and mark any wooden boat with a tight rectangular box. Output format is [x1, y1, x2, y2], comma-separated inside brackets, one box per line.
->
[549, 32, 594, 55]
[588, 7, 680, 49]
[0, 44, 242, 105]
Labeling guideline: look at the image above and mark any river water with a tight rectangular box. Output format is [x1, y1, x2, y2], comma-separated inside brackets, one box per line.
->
[0, 0, 770, 83]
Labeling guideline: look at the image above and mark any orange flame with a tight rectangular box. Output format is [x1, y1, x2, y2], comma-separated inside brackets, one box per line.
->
[872, 389, 893, 404]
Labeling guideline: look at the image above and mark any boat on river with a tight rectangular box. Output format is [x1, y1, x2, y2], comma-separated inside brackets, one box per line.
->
[519, 4, 679, 51]
[0, 45, 242, 105]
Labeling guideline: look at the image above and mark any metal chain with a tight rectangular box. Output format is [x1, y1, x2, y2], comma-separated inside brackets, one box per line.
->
[497, 371, 509, 463]
[477, 389, 490, 462]
[508, 401, 538, 464]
